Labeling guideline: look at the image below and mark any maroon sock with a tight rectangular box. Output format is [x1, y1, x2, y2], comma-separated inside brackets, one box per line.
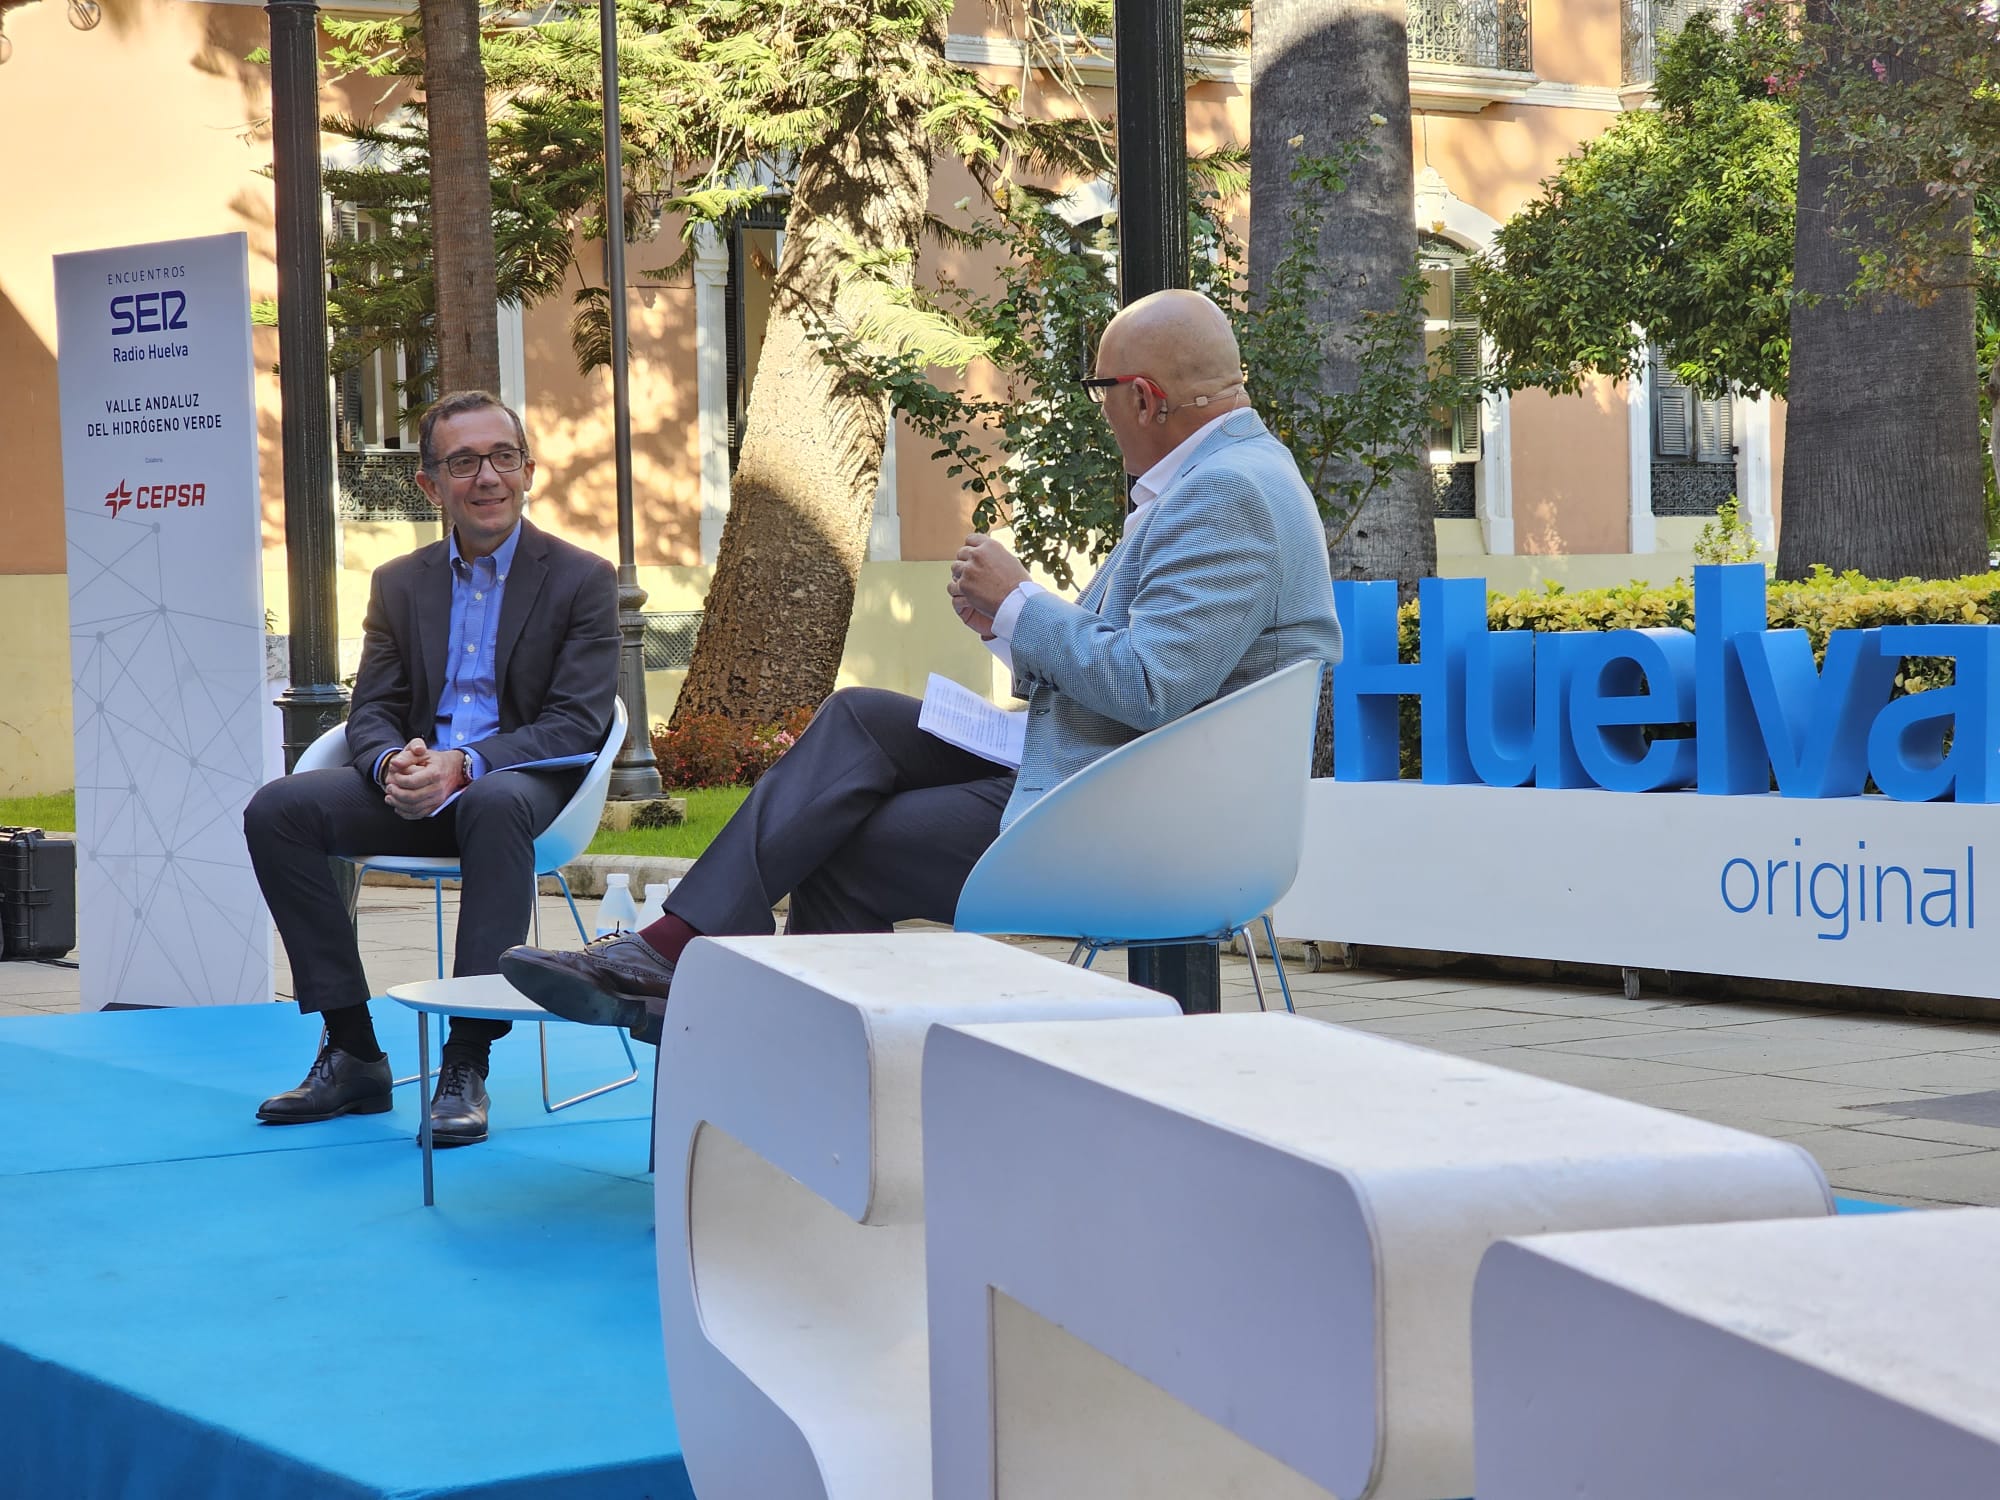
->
[640, 912, 700, 965]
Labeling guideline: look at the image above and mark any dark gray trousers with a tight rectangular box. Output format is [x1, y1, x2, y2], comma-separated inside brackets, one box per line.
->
[666, 687, 1015, 937]
[243, 764, 575, 1036]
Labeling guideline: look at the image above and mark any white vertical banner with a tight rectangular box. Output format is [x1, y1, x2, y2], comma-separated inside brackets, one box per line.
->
[55, 233, 271, 1010]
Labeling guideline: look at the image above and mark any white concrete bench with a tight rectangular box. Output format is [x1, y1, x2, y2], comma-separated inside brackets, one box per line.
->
[1475, 1208, 2000, 1499]
[922, 1012, 1833, 1500]
[652, 932, 1178, 1500]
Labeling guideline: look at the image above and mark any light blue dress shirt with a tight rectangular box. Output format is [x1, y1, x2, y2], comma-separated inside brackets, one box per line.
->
[434, 521, 521, 778]
[371, 521, 521, 788]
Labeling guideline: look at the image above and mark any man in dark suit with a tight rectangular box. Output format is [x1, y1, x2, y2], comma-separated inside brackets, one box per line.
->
[244, 390, 618, 1146]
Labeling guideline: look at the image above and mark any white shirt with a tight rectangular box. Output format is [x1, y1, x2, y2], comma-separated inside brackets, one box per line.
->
[985, 409, 1238, 664]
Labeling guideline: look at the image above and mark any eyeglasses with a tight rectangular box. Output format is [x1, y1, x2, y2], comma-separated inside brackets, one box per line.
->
[1080, 374, 1164, 405]
[436, 446, 528, 479]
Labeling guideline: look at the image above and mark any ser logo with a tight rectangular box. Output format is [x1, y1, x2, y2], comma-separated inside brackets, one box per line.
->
[109, 291, 189, 337]
[104, 479, 206, 517]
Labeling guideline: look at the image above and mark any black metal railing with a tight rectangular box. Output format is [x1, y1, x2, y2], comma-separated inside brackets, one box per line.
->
[335, 450, 431, 522]
[642, 611, 704, 673]
[1623, 0, 1734, 85]
[1408, 0, 1532, 73]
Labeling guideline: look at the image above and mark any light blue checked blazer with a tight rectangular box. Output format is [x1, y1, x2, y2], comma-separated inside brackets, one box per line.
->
[1002, 407, 1344, 828]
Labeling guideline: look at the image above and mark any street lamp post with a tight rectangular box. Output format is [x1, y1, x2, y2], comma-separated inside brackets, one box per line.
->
[1112, 0, 1218, 1016]
[599, 0, 664, 800]
[266, 0, 349, 771]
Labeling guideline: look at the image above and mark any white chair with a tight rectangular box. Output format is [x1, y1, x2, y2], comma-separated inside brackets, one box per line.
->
[291, 698, 637, 1110]
[953, 658, 1323, 1013]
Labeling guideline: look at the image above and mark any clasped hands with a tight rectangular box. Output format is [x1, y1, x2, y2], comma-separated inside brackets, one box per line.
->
[381, 738, 471, 820]
[948, 533, 1031, 640]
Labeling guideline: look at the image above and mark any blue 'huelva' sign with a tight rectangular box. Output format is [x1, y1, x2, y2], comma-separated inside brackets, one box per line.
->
[1332, 563, 1999, 803]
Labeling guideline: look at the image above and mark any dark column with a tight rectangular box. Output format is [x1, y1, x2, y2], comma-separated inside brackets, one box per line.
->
[1113, 0, 1216, 1015]
[599, 0, 664, 799]
[266, 0, 349, 769]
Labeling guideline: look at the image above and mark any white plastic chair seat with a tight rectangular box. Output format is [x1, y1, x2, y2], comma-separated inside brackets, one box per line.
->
[953, 659, 1323, 1010]
[291, 697, 628, 889]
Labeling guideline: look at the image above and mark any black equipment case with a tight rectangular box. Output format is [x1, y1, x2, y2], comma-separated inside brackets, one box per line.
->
[0, 827, 78, 960]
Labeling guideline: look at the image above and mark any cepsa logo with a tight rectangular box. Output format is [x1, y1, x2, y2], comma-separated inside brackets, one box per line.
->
[104, 479, 207, 517]
[109, 291, 189, 336]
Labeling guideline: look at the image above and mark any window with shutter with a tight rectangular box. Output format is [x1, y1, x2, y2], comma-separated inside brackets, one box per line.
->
[1649, 341, 1738, 515]
[723, 200, 789, 476]
[1420, 238, 1482, 492]
[1650, 344, 1731, 464]
[328, 201, 425, 455]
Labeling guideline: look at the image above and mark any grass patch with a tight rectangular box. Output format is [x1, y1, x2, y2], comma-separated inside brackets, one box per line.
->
[0, 792, 75, 832]
[584, 785, 750, 860]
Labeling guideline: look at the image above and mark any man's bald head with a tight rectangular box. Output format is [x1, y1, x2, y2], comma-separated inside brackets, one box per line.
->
[1093, 289, 1250, 470]
[1097, 288, 1244, 405]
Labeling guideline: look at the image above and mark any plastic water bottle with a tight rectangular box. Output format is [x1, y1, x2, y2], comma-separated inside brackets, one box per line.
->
[638, 882, 671, 926]
[593, 873, 641, 938]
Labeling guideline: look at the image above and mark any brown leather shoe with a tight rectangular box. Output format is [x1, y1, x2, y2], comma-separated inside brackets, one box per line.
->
[498, 932, 674, 1034]
[257, 1043, 393, 1124]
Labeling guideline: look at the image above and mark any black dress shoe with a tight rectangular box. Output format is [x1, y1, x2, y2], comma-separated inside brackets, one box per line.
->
[499, 932, 675, 1036]
[257, 1043, 393, 1124]
[426, 1057, 489, 1147]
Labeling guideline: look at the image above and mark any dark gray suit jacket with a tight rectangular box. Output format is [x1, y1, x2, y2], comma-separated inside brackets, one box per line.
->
[344, 517, 620, 781]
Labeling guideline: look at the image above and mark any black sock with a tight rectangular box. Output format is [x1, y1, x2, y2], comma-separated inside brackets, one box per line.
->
[442, 1020, 502, 1078]
[321, 1003, 383, 1061]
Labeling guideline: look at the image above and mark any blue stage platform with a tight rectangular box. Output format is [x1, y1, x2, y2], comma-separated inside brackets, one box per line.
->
[0, 1003, 691, 1500]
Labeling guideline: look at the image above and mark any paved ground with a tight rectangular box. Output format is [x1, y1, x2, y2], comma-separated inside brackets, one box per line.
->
[5, 885, 1996, 1209]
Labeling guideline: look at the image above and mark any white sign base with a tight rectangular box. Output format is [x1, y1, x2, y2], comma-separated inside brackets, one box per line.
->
[55, 233, 270, 1009]
[1275, 780, 1996, 999]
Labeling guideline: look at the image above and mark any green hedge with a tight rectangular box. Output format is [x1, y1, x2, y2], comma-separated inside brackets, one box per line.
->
[1386, 567, 2000, 776]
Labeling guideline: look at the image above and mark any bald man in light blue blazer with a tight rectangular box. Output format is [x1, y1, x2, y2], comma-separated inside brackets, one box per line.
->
[501, 289, 1343, 1033]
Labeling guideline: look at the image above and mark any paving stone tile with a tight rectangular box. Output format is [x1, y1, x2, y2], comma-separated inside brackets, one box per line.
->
[1293, 997, 1459, 1025]
[1716, 1015, 2000, 1050]
[1772, 1053, 2000, 1094]
[1848, 1115, 2000, 1149]
[1823, 1151, 2000, 1207]
[1342, 1008, 1565, 1038]
[1560, 1035, 1943, 1076]
[1615, 1072, 1946, 1128]
[1770, 1127, 1988, 1173]
[1440, 1016, 1674, 1048]
[1320, 977, 1494, 1000]
[1465, 1048, 1736, 1095]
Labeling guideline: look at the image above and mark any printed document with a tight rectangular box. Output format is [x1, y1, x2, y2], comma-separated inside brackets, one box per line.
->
[919, 673, 1027, 770]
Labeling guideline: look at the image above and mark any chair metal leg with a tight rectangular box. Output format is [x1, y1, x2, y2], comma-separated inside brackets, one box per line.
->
[431, 877, 447, 981]
[648, 1046, 662, 1175]
[537, 1019, 641, 1112]
[554, 871, 590, 944]
[1240, 923, 1271, 1013]
[417, 1012, 435, 1208]
[1262, 915, 1295, 1014]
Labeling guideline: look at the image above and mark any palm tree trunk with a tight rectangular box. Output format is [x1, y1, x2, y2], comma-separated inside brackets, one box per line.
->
[1251, 0, 1434, 592]
[1777, 3, 1984, 581]
[670, 50, 940, 725]
[421, 0, 502, 397]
